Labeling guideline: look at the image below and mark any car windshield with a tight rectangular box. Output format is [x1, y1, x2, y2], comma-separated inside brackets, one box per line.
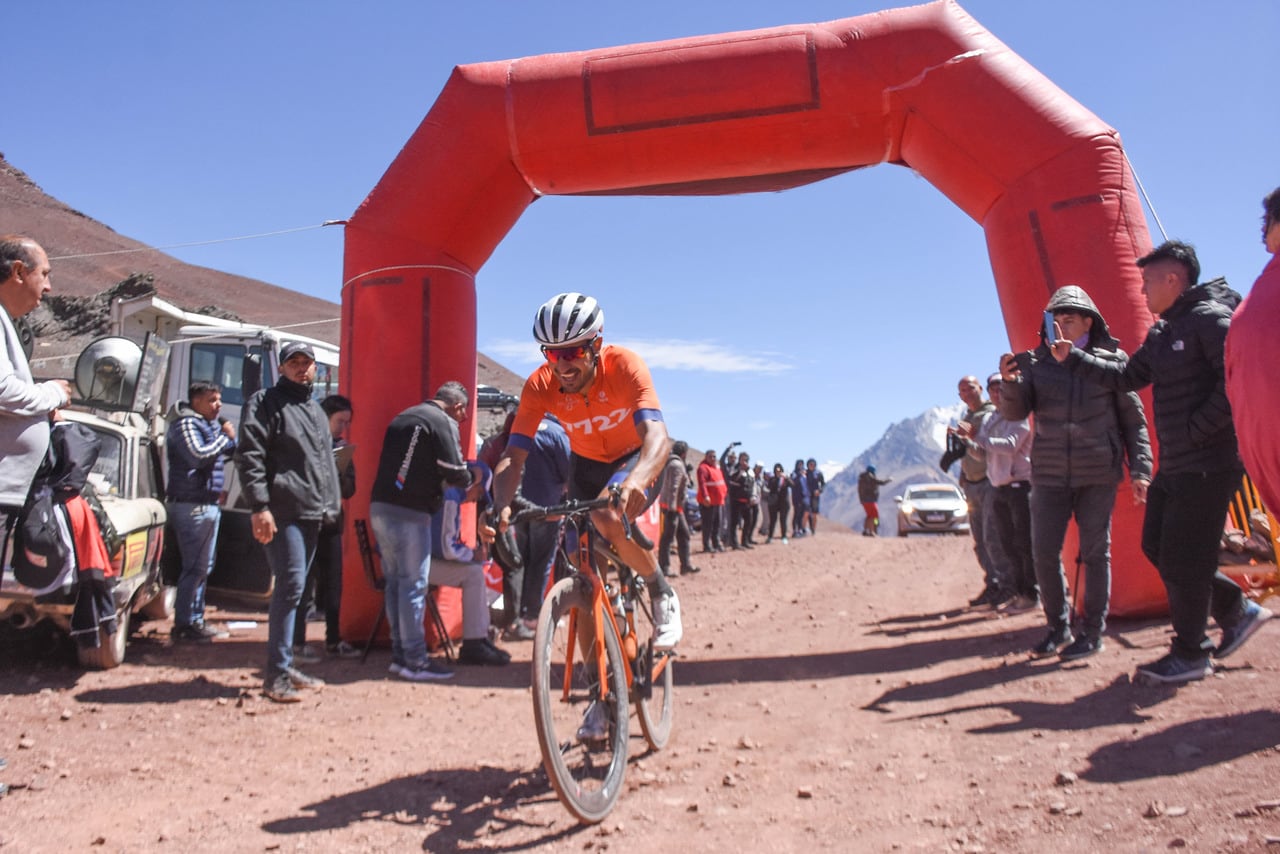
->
[908, 488, 958, 501]
[88, 428, 124, 497]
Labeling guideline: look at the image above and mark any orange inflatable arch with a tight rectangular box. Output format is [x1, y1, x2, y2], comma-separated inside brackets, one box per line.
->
[340, 0, 1164, 640]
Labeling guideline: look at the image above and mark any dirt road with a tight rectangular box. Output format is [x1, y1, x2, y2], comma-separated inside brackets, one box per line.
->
[3, 523, 1279, 852]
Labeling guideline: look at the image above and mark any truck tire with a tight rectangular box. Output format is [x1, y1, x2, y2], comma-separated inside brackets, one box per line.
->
[77, 607, 129, 670]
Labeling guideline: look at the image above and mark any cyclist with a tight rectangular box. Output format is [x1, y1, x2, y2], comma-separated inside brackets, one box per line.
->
[485, 292, 684, 665]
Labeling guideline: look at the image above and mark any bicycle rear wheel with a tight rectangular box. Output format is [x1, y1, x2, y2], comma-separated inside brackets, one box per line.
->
[532, 577, 630, 824]
[629, 582, 675, 751]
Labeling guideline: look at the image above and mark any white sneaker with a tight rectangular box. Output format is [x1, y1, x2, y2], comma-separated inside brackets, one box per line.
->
[652, 588, 683, 650]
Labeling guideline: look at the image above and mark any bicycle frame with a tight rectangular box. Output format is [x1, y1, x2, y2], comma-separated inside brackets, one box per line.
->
[523, 496, 671, 705]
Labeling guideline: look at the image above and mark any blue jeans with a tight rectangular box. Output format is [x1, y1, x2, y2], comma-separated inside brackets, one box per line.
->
[369, 502, 432, 667]
[1031, 482, 1118, 638]
[962, 478, 1012, 593]
[263, 520, 320, 681]
[168, 502, 222, 627]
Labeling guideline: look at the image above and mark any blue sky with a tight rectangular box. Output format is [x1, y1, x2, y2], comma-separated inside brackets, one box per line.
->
[7, 1, 1276, 475]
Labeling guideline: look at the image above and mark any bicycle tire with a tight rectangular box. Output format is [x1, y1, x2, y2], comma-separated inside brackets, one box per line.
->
[532, 577, 630, 824]
[630, 583, 675, 751]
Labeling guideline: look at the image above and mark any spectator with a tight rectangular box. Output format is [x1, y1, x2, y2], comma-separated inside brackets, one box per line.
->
[367, 381, 477, 681]
[428, 460, 511, 666]
[1, 235, 71, 780]
[507, 414, 571, 639]
[1, 235, 72, 561]
[658, 439, 699, 576]
[764, 463, 791, 544]
[1226, 188, 1280, 529]
[856, 465, 892, 537]
[751, 462, 766, 541]
[235, 341, 342, 703]
[1000, 285, 1153, 662]
[292, 394, 359, 661]
[696, 448, 726, 553]
[960, 375, 1036, 611]
[165, 380, 236, 643]
[790, 460, 810, 537]
[1059, 241, 1270, 683]
[805, 459, 826, 535]
[951, 375, 1013, 609]
[726, 449, 755, 549]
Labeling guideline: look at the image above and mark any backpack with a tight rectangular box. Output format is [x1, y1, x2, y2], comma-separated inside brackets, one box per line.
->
[10, 422, 105, 592]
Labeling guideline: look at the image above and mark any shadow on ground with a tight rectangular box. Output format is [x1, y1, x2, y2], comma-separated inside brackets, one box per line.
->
[261, 764, 588, 851]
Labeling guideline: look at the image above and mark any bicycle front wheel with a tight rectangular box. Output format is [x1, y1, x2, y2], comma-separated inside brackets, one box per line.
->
[532, 577, 630, 824]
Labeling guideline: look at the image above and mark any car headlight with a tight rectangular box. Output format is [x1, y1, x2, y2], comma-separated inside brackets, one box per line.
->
[953, 505, 968, 519]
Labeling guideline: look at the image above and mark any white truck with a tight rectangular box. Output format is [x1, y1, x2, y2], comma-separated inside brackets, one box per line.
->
[109, 293, 340, 599]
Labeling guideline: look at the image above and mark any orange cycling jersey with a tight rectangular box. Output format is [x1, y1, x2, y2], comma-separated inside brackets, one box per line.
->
[509, 345, 662, 463]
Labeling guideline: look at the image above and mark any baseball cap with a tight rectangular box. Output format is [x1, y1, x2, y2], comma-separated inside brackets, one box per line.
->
[280, 341, 316, 363]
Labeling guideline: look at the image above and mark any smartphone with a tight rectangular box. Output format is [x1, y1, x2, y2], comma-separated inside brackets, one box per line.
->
[1043, 310, 1058, 343]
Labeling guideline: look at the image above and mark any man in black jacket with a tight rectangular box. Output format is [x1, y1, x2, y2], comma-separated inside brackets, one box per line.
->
[236, 342, 342, 703]
[369, 381, 508, 681]
[1000, 286, 1153, 663]
[1053, 241, 1271, 684]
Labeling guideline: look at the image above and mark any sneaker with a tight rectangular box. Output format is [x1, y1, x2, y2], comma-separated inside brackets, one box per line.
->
[680, 565, 701, 575]
[457, 638, 511, 666]
[1135, 652, 1214, 684]
[292, 644, 323, 664]
[286, 667, 325, 690]
[1059, 635, 1103, 661]
[1215, 602, 1273, 660]
[503, 621, 536, 642]
[983, 590, 1014, 611]
[326, 640, 362, 659]
[968, 586, 995, 608]
[999, 594, 1040, 615]
[652, 588, 683, 650]
[398, 658, 455, 682]
[171, 623, 219, 643]
[1031, 627, 1073, 659]
[263, 674, 301, 703]
[575, 699, 610, 743]
[388, 660, 407, 677]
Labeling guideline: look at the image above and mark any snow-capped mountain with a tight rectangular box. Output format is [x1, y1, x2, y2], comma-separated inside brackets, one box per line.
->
[822, 403, 967, 535]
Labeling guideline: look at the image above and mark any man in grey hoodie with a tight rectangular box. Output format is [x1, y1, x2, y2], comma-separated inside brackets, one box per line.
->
[1000, 285, 1152, 663]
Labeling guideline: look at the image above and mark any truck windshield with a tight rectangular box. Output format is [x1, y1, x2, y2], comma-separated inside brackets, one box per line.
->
[189, 343, 264, 406]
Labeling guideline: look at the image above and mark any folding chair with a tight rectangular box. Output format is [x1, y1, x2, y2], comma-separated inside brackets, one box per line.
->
[353, 519, 454, 664]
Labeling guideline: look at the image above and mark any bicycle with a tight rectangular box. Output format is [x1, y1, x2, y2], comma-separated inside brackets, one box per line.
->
[503, 489, 675, 823]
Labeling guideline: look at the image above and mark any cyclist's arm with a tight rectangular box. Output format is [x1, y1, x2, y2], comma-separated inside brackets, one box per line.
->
[491, 444, 530, 521]
[617, 418, 670, 520]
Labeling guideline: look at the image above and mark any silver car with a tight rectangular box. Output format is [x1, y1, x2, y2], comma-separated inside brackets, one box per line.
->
[895, 483, 970, 536]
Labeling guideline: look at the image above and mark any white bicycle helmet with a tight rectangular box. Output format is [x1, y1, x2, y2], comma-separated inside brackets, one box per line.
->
[532, 292, 604, 347]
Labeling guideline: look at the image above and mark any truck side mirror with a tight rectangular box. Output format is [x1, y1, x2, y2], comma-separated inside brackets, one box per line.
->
[242, 353, 262, 399]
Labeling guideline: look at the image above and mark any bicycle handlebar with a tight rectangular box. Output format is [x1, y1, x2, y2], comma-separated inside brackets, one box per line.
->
[508, 486, 655, 550]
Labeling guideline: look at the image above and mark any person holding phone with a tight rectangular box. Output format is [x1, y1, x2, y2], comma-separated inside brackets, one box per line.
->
[998, 285, 1153, 663]
[1058, 242, 1269, 684]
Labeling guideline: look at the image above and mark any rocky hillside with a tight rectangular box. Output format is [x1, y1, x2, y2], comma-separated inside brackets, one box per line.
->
[0, 154, 524, 407]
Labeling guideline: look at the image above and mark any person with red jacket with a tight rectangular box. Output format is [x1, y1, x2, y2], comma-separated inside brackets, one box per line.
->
[696, 447, 727, 553]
